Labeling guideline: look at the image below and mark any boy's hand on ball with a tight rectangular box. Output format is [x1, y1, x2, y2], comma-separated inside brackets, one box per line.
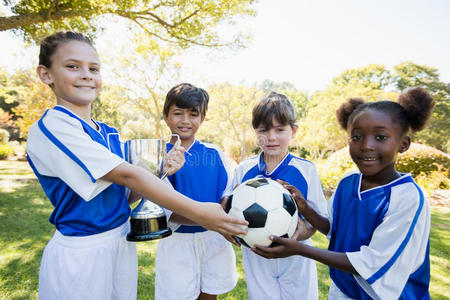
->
[276, 179, 307, 211]
[252, 236, 300, 259]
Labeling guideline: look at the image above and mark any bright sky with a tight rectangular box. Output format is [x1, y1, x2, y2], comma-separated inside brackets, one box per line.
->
[1, 0, 450, 92]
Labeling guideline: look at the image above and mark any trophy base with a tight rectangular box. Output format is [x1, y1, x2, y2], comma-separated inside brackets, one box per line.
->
[126, 214, 172, 242]
[126, 227, 172, 242]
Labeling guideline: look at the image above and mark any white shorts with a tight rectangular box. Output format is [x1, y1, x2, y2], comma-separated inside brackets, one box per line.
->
[38, 221, 138, 300]
[242, 239, 318, 300]
[155, 230, 238, 300]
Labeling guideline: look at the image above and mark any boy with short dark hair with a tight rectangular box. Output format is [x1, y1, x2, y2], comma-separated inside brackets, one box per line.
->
[155, 83, 238, 300]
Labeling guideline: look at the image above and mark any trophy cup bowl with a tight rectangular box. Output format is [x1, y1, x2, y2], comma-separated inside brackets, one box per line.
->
[125, 139, 172, 242]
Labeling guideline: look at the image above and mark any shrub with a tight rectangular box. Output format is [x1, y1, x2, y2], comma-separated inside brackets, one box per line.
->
[316, 147, 357, 191]
[396, 144, 450, 177]
[316, 143, 449, 194]
[0, 143, 15, 160]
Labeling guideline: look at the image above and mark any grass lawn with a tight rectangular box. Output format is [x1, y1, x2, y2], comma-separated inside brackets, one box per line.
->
[0, 161, 448, 299]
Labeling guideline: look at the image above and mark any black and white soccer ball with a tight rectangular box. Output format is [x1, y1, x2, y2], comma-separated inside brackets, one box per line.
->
[225, 178, 298, 248]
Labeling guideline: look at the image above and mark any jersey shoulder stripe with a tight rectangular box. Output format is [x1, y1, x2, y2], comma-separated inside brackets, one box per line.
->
[38, 110, 95, 182]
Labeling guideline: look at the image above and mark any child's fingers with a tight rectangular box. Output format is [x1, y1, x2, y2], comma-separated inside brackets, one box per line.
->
[216, 223, 247, 245]
[218, 217, 248, 237]
[163, 146, 185, 175]
[277, 180, 300, 195]
[223, 235, 242, 247]
[174, 135, 181, 147]
[251, 242, 280, 259]
[276, 179, 288, 185]
[282, 184, 306, 202]
[225, 215, 248, 228]
[172, 145, 185, 155]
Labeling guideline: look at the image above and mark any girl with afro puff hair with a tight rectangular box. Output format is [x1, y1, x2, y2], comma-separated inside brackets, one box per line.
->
[253, 87, 434, 300]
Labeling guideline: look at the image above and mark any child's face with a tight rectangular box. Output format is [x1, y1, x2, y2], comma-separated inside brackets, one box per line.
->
[348, 109, 410, 182]
[163, 105, 204, 146]
[37, 41, 101, 108]
[255, 119, 296, 160]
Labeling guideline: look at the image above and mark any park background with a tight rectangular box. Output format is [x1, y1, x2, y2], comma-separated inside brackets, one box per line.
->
[0, 0, 448, 299]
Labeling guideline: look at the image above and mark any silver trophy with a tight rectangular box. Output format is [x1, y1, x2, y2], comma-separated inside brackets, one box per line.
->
[125, 138, 172, 242]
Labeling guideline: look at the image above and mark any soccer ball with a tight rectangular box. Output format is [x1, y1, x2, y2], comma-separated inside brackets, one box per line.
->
[225, 178, 298, 248]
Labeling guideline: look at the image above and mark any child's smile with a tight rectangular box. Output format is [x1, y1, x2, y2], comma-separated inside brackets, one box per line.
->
[41, 41, 102, 108]
[348, 109, 410, 188]
[164, 105, 204, 148]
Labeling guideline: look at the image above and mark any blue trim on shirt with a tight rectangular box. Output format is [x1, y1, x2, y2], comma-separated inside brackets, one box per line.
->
[54, 106, 111, 148]
[38, 109, 96, 183]
[367, 182, 425, 284]
[242, 153, 310, 220]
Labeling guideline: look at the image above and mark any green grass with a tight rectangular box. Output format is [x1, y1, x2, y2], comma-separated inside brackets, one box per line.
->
[0, 161, 448, 299]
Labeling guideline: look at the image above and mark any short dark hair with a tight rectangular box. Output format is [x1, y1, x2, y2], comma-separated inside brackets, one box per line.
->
[163, 83, 209, 117]
[336, 87, 435, 134]
[39, 31, 94, 68]
[252, 92, 297, 129]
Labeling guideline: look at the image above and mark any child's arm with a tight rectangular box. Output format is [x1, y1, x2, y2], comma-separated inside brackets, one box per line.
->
[278, 180, 330, 235]
[167, 213, 196, 225]
[252, 236, 357, 274]
[102, 162, 248, 241]
[128, 190, 141, 205]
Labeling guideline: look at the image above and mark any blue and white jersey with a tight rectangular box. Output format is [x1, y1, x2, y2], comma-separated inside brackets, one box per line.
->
[166, 140, 232, 233]
[26, 105, 130, 236]
[232, 152, 327, 217]
[328, 172, 430, 300]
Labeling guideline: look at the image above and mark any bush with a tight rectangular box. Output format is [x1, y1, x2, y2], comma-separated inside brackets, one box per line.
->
[316, 143, 449, 194]
[0, 143, 15, 160]
[396, 144, 449, 177]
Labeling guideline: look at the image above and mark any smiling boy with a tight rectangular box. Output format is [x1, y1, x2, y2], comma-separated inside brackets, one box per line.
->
[154, 83, 238, 300]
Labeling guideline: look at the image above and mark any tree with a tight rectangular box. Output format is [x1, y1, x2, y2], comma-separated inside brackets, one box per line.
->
[0, 68, 52, 140]
[392, 62, 450, 152]
[203, 83, 263, 162]
[297, 62, 450, 159]
[11, 75, 55, 139]
[1, 0, 255, 50]
[98, 40, 183, 140]
[296, 64, 395, 159]
[258, 79, 310, 120]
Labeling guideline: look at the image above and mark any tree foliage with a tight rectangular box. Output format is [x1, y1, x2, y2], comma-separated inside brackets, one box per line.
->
[296, 62, 449, 159]
[11, 75, 55, 139]
[0, 68, 54, 140]
[201, 83, 263, 162]
[1, 0, 255, 50]
[392, 62, 450, 152]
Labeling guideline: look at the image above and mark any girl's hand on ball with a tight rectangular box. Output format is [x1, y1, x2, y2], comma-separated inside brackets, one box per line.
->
[276, 179, 307, 212]
[252, 236, 300, 259]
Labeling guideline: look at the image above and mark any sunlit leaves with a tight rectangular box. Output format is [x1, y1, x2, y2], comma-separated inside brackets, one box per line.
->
[2, 0, 256, 52]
